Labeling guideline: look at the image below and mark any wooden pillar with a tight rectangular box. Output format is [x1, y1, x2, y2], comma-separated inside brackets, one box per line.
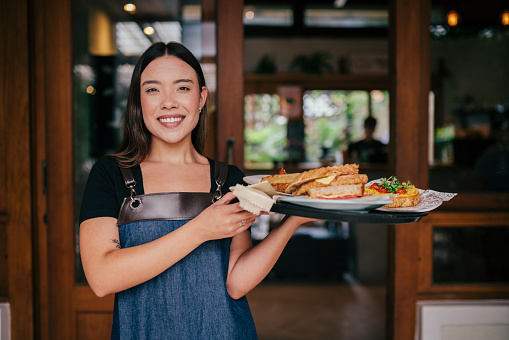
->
[387, 0, 431, 339]
[216, 0, 245, 167]
[43, 0, 76, 338]
[388, 0, 430, 186]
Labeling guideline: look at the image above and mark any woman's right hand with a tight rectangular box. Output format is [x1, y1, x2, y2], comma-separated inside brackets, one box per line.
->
[192, 192, 260, 242]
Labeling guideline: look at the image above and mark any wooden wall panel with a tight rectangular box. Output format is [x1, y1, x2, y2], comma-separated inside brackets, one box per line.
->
[77, 312, 113, 340]
[388, 212, 509, 340]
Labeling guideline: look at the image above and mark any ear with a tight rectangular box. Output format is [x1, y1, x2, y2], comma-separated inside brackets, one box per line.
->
[199, 86, 208, 109]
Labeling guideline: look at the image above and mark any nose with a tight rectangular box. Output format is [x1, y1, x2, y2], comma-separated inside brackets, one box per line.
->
[160, 91, 178, 110]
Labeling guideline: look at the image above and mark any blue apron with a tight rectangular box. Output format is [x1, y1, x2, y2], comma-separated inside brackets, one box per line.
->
[111, 162, 257, 339]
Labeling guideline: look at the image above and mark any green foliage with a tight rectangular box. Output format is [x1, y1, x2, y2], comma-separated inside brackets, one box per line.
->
[244, 124, 287, 163]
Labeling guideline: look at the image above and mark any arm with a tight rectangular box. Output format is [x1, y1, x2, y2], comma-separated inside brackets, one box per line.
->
[225, 215, 317, 300]
[80, 192, 258, 297]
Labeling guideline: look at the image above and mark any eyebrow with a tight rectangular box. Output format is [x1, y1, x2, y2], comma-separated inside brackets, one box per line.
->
[141, 79, 195, 87]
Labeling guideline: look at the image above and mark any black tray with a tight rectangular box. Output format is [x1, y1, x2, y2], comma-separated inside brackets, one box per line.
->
[271, 202, 428, 224]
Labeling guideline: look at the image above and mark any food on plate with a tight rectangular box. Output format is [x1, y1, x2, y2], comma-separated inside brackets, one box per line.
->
[294, 173, 368, 198]
[260, 168, 300, 193]
[260, 164, 369, 199]
[286, 164, 368, 199]
[365, 176, 421, 208]
[284, 164, 360, 193]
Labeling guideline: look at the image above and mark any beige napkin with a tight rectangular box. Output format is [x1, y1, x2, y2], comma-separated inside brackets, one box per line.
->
[231, 181, 291, 214]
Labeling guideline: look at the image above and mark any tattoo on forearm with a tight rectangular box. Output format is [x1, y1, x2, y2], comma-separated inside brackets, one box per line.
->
[110, 239, 121, 249]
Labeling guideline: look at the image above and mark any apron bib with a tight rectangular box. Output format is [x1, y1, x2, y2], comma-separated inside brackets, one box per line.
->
[111, 161, 257, 340]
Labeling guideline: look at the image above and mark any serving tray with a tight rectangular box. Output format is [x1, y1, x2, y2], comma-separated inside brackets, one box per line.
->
[271, 201, 428, 224]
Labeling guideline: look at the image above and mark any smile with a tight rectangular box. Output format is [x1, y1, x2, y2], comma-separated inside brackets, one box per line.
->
[159, 117, 184, 123]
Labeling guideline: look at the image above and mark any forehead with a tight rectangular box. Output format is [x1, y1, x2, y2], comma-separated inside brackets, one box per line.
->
[141, 55, 197, 81]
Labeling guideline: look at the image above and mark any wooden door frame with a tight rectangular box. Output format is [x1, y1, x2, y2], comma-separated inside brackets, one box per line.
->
[40, 0, 76, 338]
[1, 0, 35, 339]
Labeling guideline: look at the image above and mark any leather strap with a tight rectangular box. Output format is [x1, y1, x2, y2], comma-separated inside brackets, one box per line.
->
[119, 167, 136, 188]
[214, 160, 228, 188]
[117, 160, 229, 227]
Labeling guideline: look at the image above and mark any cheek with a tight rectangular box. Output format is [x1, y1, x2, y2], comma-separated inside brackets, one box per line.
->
[140, 95, 152, 112]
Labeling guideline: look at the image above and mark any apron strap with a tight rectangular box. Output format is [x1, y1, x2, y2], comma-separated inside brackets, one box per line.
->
[120, 167, 136, 189]
[213, 160, 228, 201]
[117, 160, 230, 226]
[118, 160, 229, 192]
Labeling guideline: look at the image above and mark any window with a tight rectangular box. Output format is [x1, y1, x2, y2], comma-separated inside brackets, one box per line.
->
[244, 89, 389, 170]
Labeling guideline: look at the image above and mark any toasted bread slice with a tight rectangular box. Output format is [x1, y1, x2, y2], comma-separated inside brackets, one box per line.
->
[261, 173, 300, 193]
[383, 193, 420, 208]
[285, 164, 360, 194]
[308, 183, 364, 198]
[294, 174, 368, 196]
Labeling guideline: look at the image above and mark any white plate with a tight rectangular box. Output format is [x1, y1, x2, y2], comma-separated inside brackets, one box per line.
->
[243, 175, 268, 185]
[275, 195, 394, 212]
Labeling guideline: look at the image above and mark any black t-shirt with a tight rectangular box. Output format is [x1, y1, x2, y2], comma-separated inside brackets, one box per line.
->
[348, 139, 388, 163]
[78, 156, 245, 225]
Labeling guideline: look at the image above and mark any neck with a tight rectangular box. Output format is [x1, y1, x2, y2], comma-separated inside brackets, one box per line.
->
[146, 138, 205, 165]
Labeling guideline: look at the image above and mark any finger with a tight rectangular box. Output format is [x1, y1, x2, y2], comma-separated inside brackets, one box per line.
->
[213, 192, 237, 206]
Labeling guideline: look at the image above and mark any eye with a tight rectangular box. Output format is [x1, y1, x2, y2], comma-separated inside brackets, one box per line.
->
[178, 86, 191, 91]
[145, 87, 158, 93]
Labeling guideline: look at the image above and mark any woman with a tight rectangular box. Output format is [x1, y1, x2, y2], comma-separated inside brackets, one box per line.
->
[79, 41, 314, 339]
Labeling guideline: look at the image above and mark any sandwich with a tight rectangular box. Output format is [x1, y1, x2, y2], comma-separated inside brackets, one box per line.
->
[284, 164, 368, 199]
[364, 176, 421, 208]
[260, 168, 300, 193]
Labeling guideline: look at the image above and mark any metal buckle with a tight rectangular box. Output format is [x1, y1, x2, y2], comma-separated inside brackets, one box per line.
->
[129, 185, 142, 209]
[213, 180, 223, 202]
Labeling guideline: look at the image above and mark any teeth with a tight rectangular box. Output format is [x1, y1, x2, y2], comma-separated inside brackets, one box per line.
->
[159, 117, 183, 123]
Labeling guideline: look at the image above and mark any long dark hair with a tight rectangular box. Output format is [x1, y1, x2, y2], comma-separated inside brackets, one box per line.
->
[111, 41, 208, 167]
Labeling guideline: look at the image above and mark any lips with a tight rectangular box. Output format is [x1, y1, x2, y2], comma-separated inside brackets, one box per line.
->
[157, 115, 185, 127]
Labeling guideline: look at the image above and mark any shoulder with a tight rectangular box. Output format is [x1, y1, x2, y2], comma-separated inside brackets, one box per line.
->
[227, 163, 245, 180]
[89, 156, 120, 175]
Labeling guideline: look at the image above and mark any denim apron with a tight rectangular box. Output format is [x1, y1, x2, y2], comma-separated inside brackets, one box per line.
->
[111, 162, 257, 340]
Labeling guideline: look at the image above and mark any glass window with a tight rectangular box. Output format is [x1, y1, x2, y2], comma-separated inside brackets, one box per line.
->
[244, 90, 389, 170]
[429, 4, 509, 194]
[73, 0, 211, 283]
[243, 6, 293, 27]
[304, 8, 388, 28]
[433, 227, 509, 284]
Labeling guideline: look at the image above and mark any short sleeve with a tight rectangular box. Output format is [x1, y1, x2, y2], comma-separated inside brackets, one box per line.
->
[225, 164, 246, 190]
[78, 157, 125, 224]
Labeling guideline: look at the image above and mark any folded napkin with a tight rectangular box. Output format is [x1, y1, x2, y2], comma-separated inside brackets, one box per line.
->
[230, 181, 286, 214]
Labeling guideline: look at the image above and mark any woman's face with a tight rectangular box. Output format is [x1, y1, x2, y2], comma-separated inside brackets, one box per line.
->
[140, 55, 207, 148]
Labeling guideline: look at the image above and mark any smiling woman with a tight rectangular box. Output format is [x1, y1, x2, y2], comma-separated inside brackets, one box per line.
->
[78, 40, 318, 340]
